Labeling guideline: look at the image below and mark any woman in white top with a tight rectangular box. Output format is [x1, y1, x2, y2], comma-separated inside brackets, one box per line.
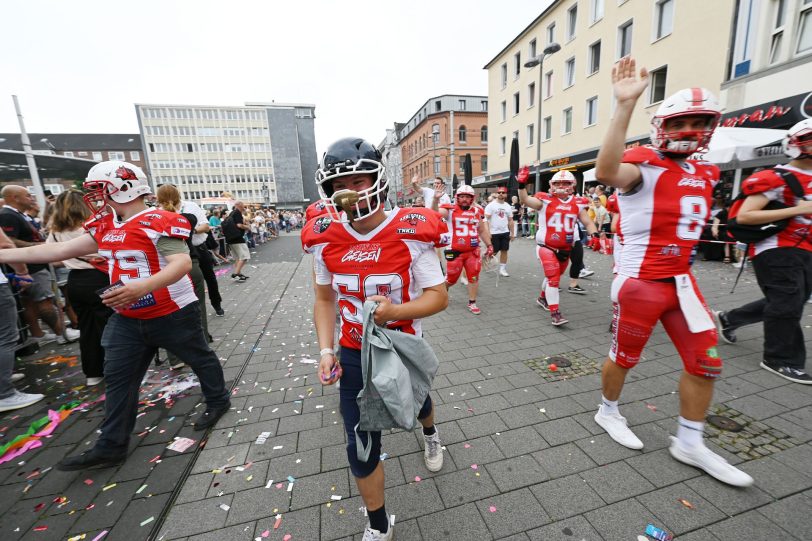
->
[46, 190, 112, 386]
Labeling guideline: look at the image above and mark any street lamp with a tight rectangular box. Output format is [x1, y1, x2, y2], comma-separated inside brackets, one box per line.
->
[524, 42, 561, 193]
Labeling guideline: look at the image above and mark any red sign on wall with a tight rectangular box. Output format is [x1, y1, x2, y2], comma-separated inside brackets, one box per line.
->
[720, 92, 812, 129]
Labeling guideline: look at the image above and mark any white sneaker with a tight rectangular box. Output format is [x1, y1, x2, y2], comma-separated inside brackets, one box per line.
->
[33, 333, 57, 344]
[362, 525, 393, 541]
[86, 377, 104, 386]
[579, 268, 595, 278]
[668, 437, 753, 487]
[499, 268, 510, 277]
[0, 391, 45, 412]
[594, 404, 643, 450]
[10, 373, 25, 383]
[423, 430, 444, 472]
[57, 328, 80, 344]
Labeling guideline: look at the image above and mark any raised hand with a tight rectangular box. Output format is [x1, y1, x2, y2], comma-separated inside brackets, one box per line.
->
[517, 166, 530, 186]
[612, 56, 649, 105]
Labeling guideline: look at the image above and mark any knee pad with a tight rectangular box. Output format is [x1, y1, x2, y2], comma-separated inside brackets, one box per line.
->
[686, 344, 723, 379]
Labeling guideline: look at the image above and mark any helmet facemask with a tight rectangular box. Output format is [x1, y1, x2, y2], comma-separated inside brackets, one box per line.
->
[82, 181, 110, 215]
[652, 113, 720, 156]
[316, 159, 388, 223]
[783, 123, 812, 160]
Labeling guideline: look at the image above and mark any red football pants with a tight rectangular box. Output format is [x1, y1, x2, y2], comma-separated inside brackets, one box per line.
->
[446, 249, 481, 286]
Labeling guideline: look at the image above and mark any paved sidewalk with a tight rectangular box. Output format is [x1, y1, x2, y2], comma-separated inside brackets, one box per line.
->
[1, 233, 811, 540]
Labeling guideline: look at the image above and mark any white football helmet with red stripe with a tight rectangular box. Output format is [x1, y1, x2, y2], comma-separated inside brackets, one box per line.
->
[455, 184, 476, 209]
[83, 161, 151, 213]
[550, 170, 576, 197]
[650, 88, 722, 156]
[783, 119, 812, 159]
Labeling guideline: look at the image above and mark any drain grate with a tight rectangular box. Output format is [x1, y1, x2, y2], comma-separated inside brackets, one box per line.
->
[705, 404, 802, 461]
[523, 351, 601, 382]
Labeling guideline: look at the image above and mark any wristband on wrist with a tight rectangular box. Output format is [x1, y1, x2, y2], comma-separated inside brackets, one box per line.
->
[320, 347, 334, 357]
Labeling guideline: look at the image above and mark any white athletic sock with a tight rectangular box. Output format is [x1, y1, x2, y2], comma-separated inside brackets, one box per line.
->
[677, 416, 704, 448]
[601, 395, 619, 415]
[500, 263, 506, 271]
[546, 283, 560, 308]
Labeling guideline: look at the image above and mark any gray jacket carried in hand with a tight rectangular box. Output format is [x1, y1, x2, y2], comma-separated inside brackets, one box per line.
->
[355, 301, 439, 462]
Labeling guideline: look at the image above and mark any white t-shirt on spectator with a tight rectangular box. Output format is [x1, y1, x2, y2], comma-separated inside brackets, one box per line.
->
[181, 200, 208, 247]
[421, 187, 451, 208]
[484, 201, 513, 234]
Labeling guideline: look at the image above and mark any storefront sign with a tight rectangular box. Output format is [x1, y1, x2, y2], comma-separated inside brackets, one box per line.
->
[721, 92, 812, 129]
[754, 144, 783, 158]
[548, 157, 571, 167]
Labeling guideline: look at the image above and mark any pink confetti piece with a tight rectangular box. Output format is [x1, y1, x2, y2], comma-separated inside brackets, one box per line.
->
[414, 476, 422, 482]
[83, 479, 94, 486]
[283, 536, 292, 541]
[261, 530, 270, 538]
[463, 443, 471, 449]
[646, 404, 658, 412]
[276, 483, 284, 489]
[470, 464, 478, 470]
[488, 506, 497, 513]
[91, 530, 109, 541]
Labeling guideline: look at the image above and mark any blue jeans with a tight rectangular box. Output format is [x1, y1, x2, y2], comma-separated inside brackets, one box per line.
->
[0, 285, 19, 399]
[96, 302, 229, 455]
[339, 347, 433, 478]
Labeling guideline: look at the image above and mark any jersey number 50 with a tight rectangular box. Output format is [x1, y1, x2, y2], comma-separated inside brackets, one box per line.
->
[333, 273, 404, 324]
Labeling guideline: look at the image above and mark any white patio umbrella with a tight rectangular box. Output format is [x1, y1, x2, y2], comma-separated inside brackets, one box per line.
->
[691, 126, 786, 166]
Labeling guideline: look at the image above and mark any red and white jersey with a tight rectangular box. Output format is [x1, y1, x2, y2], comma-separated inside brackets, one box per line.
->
[443, 203, 484, 252]
[305, 200, 329, 222]
[616, 146, 718, 279]
[740, 165, 812, 256]
[302, 207, 450, 350]
[532, 193, 588, 250]
[84, 209, 197, 319]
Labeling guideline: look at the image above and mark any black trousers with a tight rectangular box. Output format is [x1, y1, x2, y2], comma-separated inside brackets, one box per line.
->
[726, 247, 812, 369]
[569, 241, 584, 279]
[65, 269, 113, 378]
[196, 246, 222, 310]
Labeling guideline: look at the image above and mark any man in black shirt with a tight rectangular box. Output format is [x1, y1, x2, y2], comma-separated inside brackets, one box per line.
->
[224, 201, 250, 281]
[0, 186, 78, 344]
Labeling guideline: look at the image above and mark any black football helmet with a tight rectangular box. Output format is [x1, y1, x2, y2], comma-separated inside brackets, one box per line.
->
[315, 137, 387, 222]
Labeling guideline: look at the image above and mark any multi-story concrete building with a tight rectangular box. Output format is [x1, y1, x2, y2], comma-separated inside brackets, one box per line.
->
[378, 123, 405, 205]
[398, 95, 489, 199]
[135, 102, 318, 208]
[482, 0, 736, 191]
[0, 133, 144, 193]
[718, 0, 812, 186]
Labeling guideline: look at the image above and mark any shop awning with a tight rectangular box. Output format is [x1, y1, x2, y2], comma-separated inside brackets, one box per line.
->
[691, 127, 786, 169]
[0, 150, 97, 182]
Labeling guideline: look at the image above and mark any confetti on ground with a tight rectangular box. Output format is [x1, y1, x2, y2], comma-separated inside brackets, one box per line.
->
[102, 483, 116, 492]
[414, 476, 421, 482]
[136, 484, 148, 494]
[464, 443, 471, 448]
[140, 517, 154, 527]
[33, 525, 48, 531]
[678, 498, 694, 509]
[283, 535, 292, 541]
[273, 514, 282, 529]
[83, 479, 94, 485]
[261, 530, 270, 538]
[220, 504, 231, 511]
[646, 404, 658, 412]
[488, 506, 497, 512]
[91, 532, 108, 541]
[330, 495, 342, 501]
[471, 464, 478, 470]
[167, 437, 197, 452]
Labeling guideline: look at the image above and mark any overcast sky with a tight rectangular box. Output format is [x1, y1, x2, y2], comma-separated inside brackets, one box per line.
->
[0, 0, 553, 155]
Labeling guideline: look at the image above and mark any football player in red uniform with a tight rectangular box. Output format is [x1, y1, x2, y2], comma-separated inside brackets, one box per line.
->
[302, 138, 449, 541]
[0, 161, 230, 471]
[518, 168, 598, 326]
[439, 184, 492, 314]
[593, 56, 752, 487]
[715, 119, 812, 383]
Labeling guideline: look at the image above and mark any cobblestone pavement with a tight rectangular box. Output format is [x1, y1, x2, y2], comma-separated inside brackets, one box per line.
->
[2, 233, 811, 540]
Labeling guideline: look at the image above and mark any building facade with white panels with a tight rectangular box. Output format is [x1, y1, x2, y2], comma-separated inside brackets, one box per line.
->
[135, 102, 317, 208]
[482, 0, 735, 190]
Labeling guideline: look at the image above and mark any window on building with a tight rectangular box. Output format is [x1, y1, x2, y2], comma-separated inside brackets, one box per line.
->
[544, 71, 553, 98]
[130, 151, 140, 161]
[434, 157, 441, 175]
[618, 20, 633, 57]
[481, 100, 488, 111]
[565, 57, 576, 87]
[567, 4, 578, 40]
[585, 96, 598, 126]
[459, 99, 467, 110]
[481, 126, 488, 142]
[501, 100, 507, 122]
[543, 116, 552, 140]
[528, 82, 536, 107]
[513, 52, 522, 78]
[527, 124, 535, 146]
[435, 100, 442, 112]
[459, 126, 467, 143]
[562, 108, 573, 134]
[547, 22, 556, 45]
[513, 92, 520, 115]
[63, 151, 74, 157]
[499, 136, 506, 155]
[108, 151, 125, 160]
[588, 40, 601, 74]
[148, 144, 154, 153]
[799, 0, 812, 54]
[481, 155, 488, 173]
[186, 143, 194, 152]
[654, 0, 674, 40]
[432, 124, 440, 144]
[92, 151, 103, 161]
[501, 63, 508, 88]
[529, 38, 537, 59]
[590, 0, 604, 23]
[649, 65, 668, 104]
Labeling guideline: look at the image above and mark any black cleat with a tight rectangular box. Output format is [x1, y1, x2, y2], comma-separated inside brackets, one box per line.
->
[57, 450, 126, 471]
